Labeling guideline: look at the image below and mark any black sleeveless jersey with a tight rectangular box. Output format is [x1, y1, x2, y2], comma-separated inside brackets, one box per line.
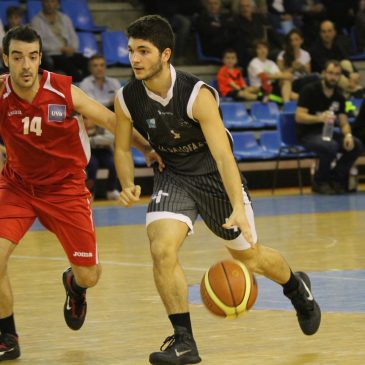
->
[117, 67, 220, 175]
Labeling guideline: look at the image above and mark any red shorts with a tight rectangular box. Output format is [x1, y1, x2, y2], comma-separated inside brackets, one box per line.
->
[0, 175, 98, 266]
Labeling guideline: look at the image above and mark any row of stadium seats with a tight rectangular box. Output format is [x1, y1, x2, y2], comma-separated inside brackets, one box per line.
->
[219, 98, 363, 130]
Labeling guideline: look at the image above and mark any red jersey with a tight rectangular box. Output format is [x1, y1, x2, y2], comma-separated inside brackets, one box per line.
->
[217, 66, 247, 97]
[0, 70, 90, 186]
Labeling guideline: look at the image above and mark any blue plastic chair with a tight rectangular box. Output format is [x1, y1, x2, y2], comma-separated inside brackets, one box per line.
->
[272, 113, 317, 194]
[60, 0, 106, 32]
[220, 102, 264, 130]
[132, 148, 147, 167]
[77, 32, 98, 58]
[259, 130, 280, 156]
[250, 102, 280, 127]
[0, 0, 20, 26]
[26, 0, 42, 22]
[231, 131, 277, 161]
[195, 33, 221, 64]
[283, 101, 298, 114]
[101, 31, 130, 66]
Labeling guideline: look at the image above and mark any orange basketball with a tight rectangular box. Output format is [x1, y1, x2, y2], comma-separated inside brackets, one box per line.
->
[200, 260, 258, 318]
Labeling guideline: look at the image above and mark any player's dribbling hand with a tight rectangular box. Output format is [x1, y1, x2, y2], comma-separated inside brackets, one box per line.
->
[119, 185, 141, 207]
[144, 149, 165, 172]
[222, 208, 255, 247]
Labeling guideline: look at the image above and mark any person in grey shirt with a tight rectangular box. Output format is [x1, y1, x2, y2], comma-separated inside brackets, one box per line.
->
[80, 55, 122, 200]
[31, 0, 88, 81]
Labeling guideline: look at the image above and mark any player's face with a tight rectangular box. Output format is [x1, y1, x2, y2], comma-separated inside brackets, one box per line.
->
[128, 38, 171, 81]
[4, 40, 42, 89]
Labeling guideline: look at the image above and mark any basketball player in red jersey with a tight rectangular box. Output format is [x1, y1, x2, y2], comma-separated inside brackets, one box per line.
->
[0, 25, 162, 361]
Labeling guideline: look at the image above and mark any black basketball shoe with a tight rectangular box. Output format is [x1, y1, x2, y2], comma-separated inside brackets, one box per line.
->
[285, 272, 321, 335]
[62, 267, 87, 330]
[0, 333, 20, 361]
[149, 326, 201, 365]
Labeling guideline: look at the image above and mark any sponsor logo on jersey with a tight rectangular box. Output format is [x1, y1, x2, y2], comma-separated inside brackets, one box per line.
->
[73, 251, 93, 257]
[146, 118, 156, 128]
[48, 104, 66, 122]
[170, 130, 181, 139]
[157, 110, 173, 116]
[7, 109, 22, 117]
[178, 119, 192, 128]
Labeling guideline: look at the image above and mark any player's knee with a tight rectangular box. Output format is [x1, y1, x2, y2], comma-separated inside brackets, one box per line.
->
[150, 239, 178, 268]
[74, 265, 101, 288]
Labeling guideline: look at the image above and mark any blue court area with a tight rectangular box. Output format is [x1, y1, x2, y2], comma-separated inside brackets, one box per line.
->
[30, 191, 365, 230]
[189, 269, 365, 313]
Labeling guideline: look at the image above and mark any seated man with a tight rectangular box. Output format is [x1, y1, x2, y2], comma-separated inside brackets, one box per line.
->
[295, 60, 363, 194]
[79, 55, 122, 200]
[310, 20, 360, 94]
[31, 0, 88, 82]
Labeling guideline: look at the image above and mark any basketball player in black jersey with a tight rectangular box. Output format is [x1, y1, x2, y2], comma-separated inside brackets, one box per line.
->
[114, 15, 321, 365]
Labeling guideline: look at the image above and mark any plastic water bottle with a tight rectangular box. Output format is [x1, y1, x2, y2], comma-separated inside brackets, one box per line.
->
[348, 166, 358, 192]
[322, 111, 335, 141]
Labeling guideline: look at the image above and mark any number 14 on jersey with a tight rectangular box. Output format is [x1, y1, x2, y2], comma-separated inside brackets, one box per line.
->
[22, 116, 43, 136]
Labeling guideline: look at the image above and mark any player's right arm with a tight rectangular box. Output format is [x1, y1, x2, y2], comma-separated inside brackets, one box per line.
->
[114, 95, 141, 207]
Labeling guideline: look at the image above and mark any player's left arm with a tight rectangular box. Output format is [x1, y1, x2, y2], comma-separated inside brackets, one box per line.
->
[193, 87, 254, 245]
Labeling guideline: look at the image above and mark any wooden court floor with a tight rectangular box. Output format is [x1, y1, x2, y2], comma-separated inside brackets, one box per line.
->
[7, 188, 365, 365]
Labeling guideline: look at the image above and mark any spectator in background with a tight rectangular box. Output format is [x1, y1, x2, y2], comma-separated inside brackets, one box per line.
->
[31, 0, 89, 82]
[310, 20, 361, 94]
[284, 0, 326, 47]
[217, 48, 264, 101]
[266, 0, 296, 34]
[233, 0, 283, 67]
[4, 6, 24, 31]
[354, 0, 365, 52]
[196, 0, 244, 62]
[141, 0, 202, 65]
[79, 54, 121, 200]
[248, 39, 296, 103]
[322, 0, 357, 33]
[277, 28, 319, 94]
[295, 60, 363, 194]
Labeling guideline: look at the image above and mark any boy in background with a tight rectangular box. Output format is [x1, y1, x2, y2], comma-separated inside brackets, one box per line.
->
[217, 48, 264, 101]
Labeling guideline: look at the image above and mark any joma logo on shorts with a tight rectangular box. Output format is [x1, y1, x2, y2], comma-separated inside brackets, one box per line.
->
[73, 252, 93, 257]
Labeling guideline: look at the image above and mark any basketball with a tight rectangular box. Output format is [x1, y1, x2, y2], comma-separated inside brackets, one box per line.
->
[200, 260, 258, 318]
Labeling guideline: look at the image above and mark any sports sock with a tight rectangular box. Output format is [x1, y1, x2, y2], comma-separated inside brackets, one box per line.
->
[282, 270, 300, 295]
[168, 312, 193, 335]
[71, 276, 87, 296]
[0, 314, 17, 336]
